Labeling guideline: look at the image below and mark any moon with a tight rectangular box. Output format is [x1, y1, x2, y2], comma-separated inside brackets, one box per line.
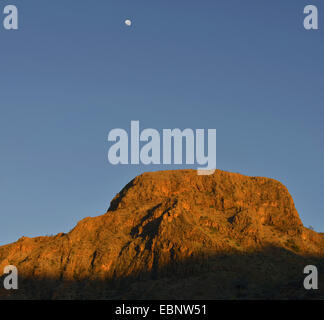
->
[125, 19, 132, 27]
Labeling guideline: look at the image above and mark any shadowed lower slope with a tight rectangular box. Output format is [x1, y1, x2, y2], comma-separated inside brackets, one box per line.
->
[0, 169, 323, 299]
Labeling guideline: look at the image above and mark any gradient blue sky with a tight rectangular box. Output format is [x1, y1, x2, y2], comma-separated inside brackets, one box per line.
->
[0, 0, 323, 245]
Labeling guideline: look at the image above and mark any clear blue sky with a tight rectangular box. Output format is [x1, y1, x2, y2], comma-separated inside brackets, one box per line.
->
[0, 0, 323, 245]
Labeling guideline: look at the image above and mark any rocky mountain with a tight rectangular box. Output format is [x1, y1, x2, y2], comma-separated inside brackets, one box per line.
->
[0, 170, 323, 299]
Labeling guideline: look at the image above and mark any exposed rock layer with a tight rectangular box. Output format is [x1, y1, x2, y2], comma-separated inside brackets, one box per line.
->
[0, 170, 323, 299]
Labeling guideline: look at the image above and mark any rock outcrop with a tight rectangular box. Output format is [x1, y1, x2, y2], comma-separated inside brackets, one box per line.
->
[0, 170, 323, 299]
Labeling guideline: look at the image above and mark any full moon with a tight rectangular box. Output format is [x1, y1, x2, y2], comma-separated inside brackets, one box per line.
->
[125, 19, 132, 26]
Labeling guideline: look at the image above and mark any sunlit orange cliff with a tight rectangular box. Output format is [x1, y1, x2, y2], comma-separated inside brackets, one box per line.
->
[0, 170, 323, 299]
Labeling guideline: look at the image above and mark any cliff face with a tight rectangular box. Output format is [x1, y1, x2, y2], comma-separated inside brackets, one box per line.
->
[0, 170, 323, 299]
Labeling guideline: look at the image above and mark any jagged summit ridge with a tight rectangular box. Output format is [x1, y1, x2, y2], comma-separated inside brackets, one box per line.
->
[108, 169, 302, 229]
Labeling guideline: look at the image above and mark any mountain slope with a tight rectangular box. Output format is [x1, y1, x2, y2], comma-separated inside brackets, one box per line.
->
[0, 169, 323, 299]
